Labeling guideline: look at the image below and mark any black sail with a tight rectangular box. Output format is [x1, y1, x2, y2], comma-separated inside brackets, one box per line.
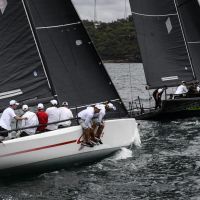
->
[0, 0, 52, 107]
[129, 0, 196, 89]
[23, 0, 127, 115]
[176, 0, 200, 81]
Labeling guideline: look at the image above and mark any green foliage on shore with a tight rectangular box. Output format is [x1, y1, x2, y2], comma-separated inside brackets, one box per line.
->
[83, 16, 141, 63]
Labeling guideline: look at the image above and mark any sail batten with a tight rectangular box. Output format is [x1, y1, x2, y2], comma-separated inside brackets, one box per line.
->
[129, 0, 197, 89]
[131, 11, 177, 17]
[36, 22, 81, 30]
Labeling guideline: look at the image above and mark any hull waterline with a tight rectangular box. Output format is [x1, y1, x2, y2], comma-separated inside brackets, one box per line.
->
[0, 118, 140, 176]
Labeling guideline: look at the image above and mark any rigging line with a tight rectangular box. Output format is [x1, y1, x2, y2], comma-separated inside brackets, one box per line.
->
[174, 0, 196, 79]
[94, 0, 97, 22]
[147, 89, 152, 109]
[124, 0, 127, 19]
[31, 1, 83, 103]
[70, 99, 120, 110]
[131, 11, 177, 17]
[128, 63, 134, 102]
[21, 0, 52, 91]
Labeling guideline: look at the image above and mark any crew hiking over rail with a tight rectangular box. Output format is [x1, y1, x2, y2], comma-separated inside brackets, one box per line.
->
[0, 99, 117, 147]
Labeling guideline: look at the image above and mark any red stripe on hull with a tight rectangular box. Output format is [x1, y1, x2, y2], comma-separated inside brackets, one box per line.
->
[0, 140, 77, 158]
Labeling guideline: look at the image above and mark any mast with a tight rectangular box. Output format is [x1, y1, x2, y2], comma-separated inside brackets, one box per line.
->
[173, 0, 196, 80]
[21, 0, 58, 100]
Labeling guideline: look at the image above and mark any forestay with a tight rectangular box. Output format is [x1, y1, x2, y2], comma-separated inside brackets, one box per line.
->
[129, 0, 197, 89]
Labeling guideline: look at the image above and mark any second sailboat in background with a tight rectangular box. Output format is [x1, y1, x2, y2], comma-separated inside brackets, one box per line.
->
[129, 0, 200, 120]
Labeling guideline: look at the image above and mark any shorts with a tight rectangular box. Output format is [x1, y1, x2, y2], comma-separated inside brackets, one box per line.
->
[78, 119, 91, 129]
[92, 118, 104, 126]
[0, 126, 8, 137]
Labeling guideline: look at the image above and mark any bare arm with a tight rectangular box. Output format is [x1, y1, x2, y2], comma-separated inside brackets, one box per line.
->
[14, 116, 27, 120]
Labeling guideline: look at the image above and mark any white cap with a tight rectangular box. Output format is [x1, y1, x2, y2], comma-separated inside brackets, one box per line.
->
[37, 103, 44, 109]
[9, 100, 19, 106]
[62, 101, 68, 106]
[107, 103, 116, 110]
[22, 105, 28, 111]
[50, 99, 58, 105]
[158, 88, 163, 93]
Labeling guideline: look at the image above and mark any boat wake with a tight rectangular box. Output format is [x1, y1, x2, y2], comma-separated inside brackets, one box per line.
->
[110, 147, 133, 161]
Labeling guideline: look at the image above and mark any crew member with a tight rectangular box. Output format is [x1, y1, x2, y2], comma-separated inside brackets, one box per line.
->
[175, 81, 188, 95]
[0, 100, 27, 141]
[93, 102, 116, 143]
[36, 103, 48, 133]
[153, 88, 164, 109]
[20, 105, 39, 137]
[46, 100, 60, 131]
[58, 102, 73, 128]
[78, 105, 100, 147]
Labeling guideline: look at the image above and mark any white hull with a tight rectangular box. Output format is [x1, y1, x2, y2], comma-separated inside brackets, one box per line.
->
[0, 118, 140, 175]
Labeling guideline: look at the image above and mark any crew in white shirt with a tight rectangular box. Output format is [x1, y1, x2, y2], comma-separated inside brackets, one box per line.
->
[78, 106, 100, 147]
[94, 102, 116, 143]
[20, 105, 39, 137]
[0, 100, 27, 141]
[46, 99, 60, 131]
[175, 81, 188, 95]
[58, 102, 73, 128]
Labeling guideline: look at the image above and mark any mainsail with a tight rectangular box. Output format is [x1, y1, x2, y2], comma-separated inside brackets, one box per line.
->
[0, 0, 127, 115]
[129, 0, 199, 89]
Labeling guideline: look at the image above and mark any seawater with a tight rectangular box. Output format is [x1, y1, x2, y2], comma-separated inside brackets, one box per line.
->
[0, 63, 200, 200]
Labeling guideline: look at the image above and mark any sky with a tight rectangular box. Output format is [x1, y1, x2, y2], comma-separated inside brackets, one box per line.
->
[72, 0, 131, 22]
[72, 0, 200, 22]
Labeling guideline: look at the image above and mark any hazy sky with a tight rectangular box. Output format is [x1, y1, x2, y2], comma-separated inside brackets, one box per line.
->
[72, 0, 200, 22]
[72, 0, 131, 22]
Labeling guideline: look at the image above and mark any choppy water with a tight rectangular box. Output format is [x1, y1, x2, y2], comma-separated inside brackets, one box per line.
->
[0, 63, 200, 200]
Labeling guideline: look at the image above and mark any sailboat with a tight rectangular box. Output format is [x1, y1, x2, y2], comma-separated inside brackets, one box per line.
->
[0, 0, 140, 175]
[129, 0, 200, 120]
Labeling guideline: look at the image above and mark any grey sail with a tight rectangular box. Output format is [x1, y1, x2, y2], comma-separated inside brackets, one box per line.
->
[129, 0, 196, 89]
[176, 0, 200, 81]
[0, 0, 53, 108]
[23, 0, 127, 115]
[0, 0, 127, 116]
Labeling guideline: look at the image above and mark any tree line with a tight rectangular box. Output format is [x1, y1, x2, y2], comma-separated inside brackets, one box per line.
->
[83, 16, 141, 63]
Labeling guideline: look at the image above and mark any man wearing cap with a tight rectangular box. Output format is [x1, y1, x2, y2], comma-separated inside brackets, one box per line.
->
[46, 99, 60, 131]
[36, 103, 48, 133]
[0, 100, 27, 141]
[93, 102, 116, 143]
[175, 81, 188, 96]
[20, 105, 39, 137]
[153, 88, 164, 109]
[78, 105, 101, 147]
[58, 102, 73, 128]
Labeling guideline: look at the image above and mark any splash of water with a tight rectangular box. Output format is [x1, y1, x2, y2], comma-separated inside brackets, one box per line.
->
[112, 147, 133, 161]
